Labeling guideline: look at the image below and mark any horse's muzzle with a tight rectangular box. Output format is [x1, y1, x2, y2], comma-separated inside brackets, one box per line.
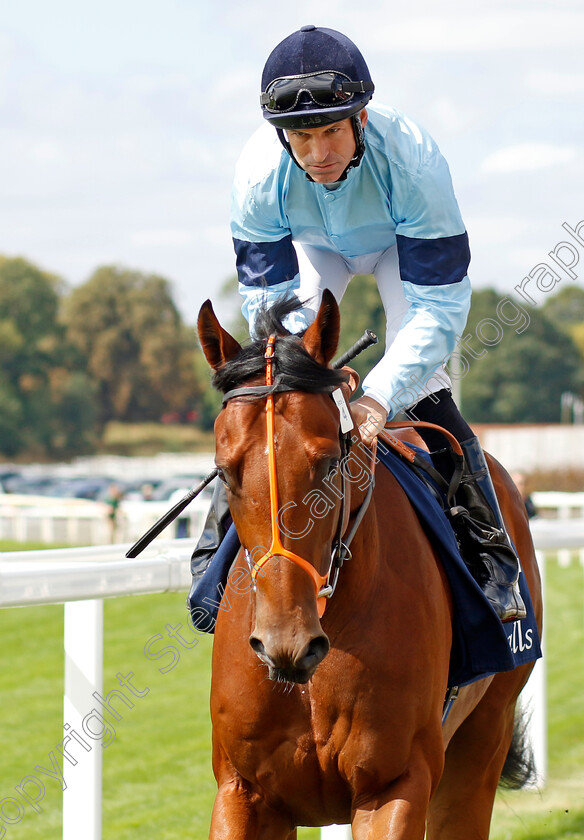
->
[249, 633, 330, 684]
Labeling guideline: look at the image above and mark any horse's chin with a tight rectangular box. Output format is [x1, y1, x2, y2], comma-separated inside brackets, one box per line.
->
[269, 665, 315, 685]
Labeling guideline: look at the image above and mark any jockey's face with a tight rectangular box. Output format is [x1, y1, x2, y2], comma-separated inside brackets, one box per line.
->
[286, 110, 368, 183]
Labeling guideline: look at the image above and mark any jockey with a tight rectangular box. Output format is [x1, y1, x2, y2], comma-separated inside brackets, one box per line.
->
[191, 25, 525, 623]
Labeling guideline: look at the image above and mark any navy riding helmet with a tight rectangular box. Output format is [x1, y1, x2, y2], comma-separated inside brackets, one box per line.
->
[260, 25, 375, 178]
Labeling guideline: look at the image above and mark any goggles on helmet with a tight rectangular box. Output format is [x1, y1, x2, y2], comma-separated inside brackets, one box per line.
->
[261, 71, 374, 113]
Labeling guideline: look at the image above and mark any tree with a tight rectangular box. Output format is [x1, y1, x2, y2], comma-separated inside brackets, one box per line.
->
[0, 256, 99, 457]
[540, 284, 584, 362]
[0, 256, 60, 389]
[0, 380, 24, 456]
[540, 284, 584, 328]
[460, 289, 583, 423]
[62, 266, 202, 424]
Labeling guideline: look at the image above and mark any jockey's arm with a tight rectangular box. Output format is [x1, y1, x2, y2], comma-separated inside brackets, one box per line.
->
[357, 128, 472, 437]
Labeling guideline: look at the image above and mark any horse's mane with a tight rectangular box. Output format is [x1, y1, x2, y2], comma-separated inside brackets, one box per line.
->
[212, 296, 348, 395]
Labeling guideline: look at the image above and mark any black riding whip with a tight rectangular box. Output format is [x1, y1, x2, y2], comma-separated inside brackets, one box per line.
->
[332, 329, 378, 369]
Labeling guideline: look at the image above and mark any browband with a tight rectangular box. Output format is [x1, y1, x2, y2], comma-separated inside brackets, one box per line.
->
[221, 376, 337, 407]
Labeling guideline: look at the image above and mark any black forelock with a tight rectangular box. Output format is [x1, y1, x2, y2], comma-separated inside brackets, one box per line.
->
[211, 295, 347, 396]
[252, 295, 304, 341]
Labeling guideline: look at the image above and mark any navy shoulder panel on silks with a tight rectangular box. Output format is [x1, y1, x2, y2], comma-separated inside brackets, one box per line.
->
[375, 440, 542, 687]
[396, 232, 471, 286]
[234, 235, 299, 287]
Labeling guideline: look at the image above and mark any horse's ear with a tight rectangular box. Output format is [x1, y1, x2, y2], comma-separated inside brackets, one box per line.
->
[197, 299, 242, 370]
[301, 289, 340, 366]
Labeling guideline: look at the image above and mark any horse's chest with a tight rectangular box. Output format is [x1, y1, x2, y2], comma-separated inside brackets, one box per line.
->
[220, 677, 379, 766]
[218, 701, 353, 822]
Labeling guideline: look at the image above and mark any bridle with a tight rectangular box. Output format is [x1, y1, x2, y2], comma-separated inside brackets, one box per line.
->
[221, 334, 371, 617]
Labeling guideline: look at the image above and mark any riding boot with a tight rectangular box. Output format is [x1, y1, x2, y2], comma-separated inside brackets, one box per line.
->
[454, 437, 527, 623]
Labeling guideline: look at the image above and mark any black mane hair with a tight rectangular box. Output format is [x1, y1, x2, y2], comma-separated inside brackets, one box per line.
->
[212, 296, 348, 395]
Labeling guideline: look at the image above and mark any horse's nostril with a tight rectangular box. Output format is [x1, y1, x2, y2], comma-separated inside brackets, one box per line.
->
[249, 633, 329, 671]
[297, 635, 330, 670]
[249, 636, 267, 658]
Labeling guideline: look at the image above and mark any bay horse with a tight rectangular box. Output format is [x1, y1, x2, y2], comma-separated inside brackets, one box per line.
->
[197, 290, 542, 839]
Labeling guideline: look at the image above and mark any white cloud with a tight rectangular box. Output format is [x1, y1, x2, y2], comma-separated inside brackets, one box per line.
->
[480, 143, 578, 173]
[203, 225, 232, 247]
[367, 9, 584, 52]
[466, 216, 529, 245]
[526, 70, 584, 95]
[426, 96, 477, 134]
[129, 230, 195, 248]
[508, 248, 552, 273]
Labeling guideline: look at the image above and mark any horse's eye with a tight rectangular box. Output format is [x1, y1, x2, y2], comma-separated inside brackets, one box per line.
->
[326, 458, 340, 478]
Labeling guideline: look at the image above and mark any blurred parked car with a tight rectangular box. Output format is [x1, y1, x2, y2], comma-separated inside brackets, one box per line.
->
[95, 479, 163, 501]
[49, 476, 118, 500]
[1, 474, 64, 496]
[150, 475, 215, 505]
[0, 470, 21, 493]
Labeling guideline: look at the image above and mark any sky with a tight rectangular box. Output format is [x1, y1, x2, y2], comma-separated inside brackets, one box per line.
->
[1, 0, 583, 325]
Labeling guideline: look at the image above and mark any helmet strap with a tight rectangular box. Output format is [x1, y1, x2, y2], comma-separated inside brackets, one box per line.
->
[276, 128, 300, 169]
[275, 113, 366, 183]
[346, 113, 366, 174]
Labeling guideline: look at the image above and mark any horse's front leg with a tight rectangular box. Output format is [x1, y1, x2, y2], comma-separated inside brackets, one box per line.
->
[209, 778, 296, 840]
[351, 749, 439, 840]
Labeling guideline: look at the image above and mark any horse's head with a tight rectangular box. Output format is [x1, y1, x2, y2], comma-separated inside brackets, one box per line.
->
[198, 291, 357, 683]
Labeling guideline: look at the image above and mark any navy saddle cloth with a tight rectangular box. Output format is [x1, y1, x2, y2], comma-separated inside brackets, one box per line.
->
[188, 444, 541, 687]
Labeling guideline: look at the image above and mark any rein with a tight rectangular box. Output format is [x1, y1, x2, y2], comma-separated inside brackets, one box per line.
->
[224, 335, 361, 618]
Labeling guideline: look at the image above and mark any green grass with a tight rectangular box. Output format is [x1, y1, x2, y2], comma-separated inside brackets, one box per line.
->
[0, 591, 216, 840]
[100, 421, 215, 457]
[0, 540, 68, 552]
[490, 558, 584, 840]
[0, 556, 582, 839]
